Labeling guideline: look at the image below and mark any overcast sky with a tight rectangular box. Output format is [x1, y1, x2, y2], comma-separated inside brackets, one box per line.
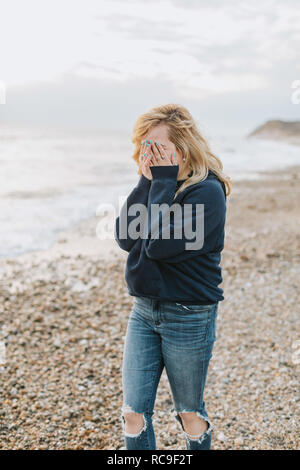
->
[1, 0, 300, 135]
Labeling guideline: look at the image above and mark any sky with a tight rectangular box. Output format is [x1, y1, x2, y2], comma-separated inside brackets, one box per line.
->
[0, 0, 300, 135]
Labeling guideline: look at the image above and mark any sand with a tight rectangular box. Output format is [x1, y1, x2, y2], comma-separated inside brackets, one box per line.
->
[0, 164, 299, 450]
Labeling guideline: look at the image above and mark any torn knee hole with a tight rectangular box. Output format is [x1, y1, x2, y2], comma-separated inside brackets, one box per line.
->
[179, 412, 208, 430]
[121, 405, 147, 438]
[174, 410, 212, 442]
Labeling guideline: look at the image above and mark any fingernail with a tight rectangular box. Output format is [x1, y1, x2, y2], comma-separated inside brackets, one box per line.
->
[173, 152, 176, 156]
[146, 143, 149, 147]
[142, 140, 144, 144]
[149, 140, 152, 144]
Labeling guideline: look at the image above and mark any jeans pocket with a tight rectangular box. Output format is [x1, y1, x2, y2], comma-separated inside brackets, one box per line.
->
[175, 303, 214, 313]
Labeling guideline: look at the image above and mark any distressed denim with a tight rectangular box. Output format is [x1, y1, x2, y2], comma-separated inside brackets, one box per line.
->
[121, 296, 218, 450]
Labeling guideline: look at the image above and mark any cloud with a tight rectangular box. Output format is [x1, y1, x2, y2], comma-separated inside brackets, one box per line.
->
[2, 70, 299, 136]
[89, 0, 300, 97]
[1, 0, 300, 131]
[95, 13, 192, 42]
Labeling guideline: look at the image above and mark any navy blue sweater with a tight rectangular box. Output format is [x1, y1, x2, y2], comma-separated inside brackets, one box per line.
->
[114, 165, 227, 304]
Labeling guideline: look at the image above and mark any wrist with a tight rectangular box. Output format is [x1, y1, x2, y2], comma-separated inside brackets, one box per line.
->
[137, 173, 152, 189]
[150, 165, 179, 180]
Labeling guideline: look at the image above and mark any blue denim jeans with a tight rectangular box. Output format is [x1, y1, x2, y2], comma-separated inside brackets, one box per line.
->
[121, 296, 218, 450]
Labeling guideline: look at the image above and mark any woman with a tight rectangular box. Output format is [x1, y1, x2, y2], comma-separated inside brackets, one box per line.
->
[114, 104, 232, 450]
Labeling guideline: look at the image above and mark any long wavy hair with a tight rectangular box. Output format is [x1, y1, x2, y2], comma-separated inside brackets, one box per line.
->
[131, 103, 233, 199]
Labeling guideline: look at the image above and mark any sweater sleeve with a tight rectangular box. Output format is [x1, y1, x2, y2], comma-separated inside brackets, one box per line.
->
[114, 173, 151, 252]
[144, 165, 226, 263]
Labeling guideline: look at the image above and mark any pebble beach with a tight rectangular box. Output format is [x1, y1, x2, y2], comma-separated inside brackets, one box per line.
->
[0, 164, 299, 450]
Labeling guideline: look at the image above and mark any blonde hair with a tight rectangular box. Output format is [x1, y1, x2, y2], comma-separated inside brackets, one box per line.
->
[131, 103, 233, 199]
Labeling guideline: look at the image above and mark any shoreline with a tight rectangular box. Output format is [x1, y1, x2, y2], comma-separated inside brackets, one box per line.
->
[1, 162, 300, 268]
[0, 163, 299, 450]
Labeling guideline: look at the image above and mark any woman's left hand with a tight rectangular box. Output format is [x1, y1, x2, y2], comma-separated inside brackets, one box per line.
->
[150, 142, 178, 167]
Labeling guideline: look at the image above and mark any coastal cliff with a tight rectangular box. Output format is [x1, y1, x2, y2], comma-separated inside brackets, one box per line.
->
[248, 119, 300, 144]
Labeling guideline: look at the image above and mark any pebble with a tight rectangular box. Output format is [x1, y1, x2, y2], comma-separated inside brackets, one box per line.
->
[0, 165, 299, 450]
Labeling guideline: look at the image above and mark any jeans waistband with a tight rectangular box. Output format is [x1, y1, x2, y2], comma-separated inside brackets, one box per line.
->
[134, 296, 217, 310]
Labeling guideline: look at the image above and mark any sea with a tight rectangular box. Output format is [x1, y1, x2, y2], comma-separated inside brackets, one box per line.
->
[0, 124, 299, 258]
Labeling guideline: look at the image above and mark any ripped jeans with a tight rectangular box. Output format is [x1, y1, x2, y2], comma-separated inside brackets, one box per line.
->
[121, 295, 218, 450]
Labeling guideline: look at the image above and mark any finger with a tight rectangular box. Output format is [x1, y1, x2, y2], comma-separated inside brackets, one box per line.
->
[147, 144, 157, 165]
[140, 151, 147, 167]
[139, 152, 145, 164]
[142, 140, 154, 164]
[141, 140, 152, 164]
[144, 149, 152, 161]
[140, 139, 150, 155]
[139, 140, 145, 161]
[153, 141, 164, 160]
[155, 142, 171, 163]
[154, 142, 167, 163]
[144, 140, 151, 155]
[144, 150, 154, 167]
[158, 143, 169, 160]
[172, 152, 178, 165]
[150, 143, 160, 164]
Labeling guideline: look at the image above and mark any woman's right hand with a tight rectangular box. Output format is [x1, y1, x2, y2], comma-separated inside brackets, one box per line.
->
[139, 140, 153, 180]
